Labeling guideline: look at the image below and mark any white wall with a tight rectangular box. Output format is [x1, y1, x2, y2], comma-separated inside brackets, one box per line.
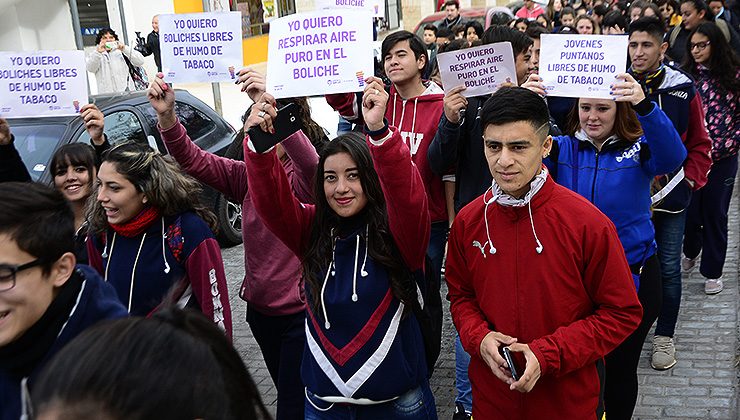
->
[0, 0, 76, 51]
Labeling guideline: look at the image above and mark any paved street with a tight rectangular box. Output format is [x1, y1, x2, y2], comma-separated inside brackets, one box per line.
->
[222, 183, 740, 419]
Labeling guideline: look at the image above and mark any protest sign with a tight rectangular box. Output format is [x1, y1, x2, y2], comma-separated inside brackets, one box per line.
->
[0, 51, 87, 118]
[315, 0, 384, 17]
[159, 12, 243, 83]
[266, 10, 374, 98]
[539, 34, 628, 99]
[436, 42, 517, 97]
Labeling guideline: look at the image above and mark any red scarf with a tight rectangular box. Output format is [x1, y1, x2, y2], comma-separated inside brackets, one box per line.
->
[110, 206, 161, 238]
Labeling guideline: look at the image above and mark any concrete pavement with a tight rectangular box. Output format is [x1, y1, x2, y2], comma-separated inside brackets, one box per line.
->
[222, 182, 740, 419]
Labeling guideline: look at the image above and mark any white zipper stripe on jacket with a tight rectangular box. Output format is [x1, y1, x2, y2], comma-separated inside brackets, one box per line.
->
[305, 301, 404, 398]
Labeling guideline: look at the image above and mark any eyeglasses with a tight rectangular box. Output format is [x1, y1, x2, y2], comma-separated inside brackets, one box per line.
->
[690, 41, 711, 51]
[0, 259, 42, 292]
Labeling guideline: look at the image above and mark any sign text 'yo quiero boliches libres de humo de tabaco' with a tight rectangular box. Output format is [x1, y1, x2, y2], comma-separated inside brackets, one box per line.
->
[436, 42, 518, 97]
[159, 11, 243, 83]
[266, 10, 374, 99]
[0, 50, 87, 118]
[539, 34, 628, 99]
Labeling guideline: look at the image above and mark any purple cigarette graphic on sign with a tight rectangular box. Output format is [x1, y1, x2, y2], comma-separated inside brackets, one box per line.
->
[356, 71, 365, 87]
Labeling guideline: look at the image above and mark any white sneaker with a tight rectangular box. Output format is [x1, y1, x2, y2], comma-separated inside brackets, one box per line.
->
[704, 278, 724, 295]
[651, 335, 677, 370]
[681, 256, 697, 272]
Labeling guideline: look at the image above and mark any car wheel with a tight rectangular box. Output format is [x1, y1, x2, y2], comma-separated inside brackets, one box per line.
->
[215, 193, 243, 247]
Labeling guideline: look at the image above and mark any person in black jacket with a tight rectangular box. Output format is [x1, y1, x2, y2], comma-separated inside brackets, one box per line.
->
[139, 15, 162, 72]
[0, 118, 31, 183]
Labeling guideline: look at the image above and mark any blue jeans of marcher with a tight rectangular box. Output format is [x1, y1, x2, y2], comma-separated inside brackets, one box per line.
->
[304, 382, 438, 420]
[455, 335, 472, 411]
[427, 221, 448, 283]
[653, 209, 688, 338]
[428, 221, 473, 412]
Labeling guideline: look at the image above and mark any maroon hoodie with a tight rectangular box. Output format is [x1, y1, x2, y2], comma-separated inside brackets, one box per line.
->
[160, 122, 318, 316]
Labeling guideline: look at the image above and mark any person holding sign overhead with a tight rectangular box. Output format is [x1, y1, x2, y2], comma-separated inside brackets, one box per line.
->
[244, 76, 437, 419]
[86, 28, 145, 94]
[153, 69, 317, 420]
[529, 71, 686, 420]
[325, 30, 449, 333]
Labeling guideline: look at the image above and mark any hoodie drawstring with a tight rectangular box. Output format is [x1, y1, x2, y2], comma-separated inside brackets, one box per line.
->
[320, 228, 368, 328]
[321, 232, 337, 329]
[397, 96, 406, 132]
[482, 189, 497, 255]
[392, 92, 398, 126]
[480, 169, 549, 256]
[528, 201, 544, 254]
[352, 235, 360, 302]
[411, 98, 418, 135]
[360, 225, 369, 277]
[103, 232, 117, 281]
[128, 233, 146, 312]
[161, 218, 171, 274]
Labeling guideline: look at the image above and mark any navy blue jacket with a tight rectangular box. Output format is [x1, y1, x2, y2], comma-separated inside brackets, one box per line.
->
[546, 103, 686, 268]
[0, 266, 127, 420]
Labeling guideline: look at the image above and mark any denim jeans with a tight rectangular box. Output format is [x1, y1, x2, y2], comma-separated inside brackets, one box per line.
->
[427, 221, 448, 282]
[455, 334, 472, 412]
[304, 382, 438, 420]
[653, 209, 687, 338]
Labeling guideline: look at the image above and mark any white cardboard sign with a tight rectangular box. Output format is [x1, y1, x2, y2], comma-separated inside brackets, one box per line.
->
[266, 10, 374, 99]
[0, 51, 88, 118]
[315, 0, 384, 17]
[159, 12, 243, 83]
[539, 34, 628, 99]
[436, 42, 518, 97]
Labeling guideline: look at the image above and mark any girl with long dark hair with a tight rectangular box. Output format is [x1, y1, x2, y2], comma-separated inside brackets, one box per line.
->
[149, 70, 318, 419]
[86, 142, 232, 336]
[244, 77, 437, 419]
[677, 22, 740, 296]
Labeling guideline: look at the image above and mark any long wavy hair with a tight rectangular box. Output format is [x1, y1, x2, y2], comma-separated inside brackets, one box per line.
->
[682, 22, 740, 93]
[302, 133, 415, 316]
[87, 142, 217, 234]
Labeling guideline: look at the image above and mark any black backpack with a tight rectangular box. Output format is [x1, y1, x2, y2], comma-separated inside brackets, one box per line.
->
[409, 255, 443, 378]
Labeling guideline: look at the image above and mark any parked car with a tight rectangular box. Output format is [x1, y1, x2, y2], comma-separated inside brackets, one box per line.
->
[413, 7, 515, 39]
[7, 90, 244, 247]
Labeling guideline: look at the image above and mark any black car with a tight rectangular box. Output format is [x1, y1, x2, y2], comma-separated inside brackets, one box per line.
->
[8, 90, 244, 247]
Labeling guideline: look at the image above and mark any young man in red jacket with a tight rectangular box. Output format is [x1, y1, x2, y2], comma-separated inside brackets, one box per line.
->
[445, 87, 643, 419]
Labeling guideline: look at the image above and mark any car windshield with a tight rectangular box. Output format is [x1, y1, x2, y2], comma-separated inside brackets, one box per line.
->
[12, 124, 65, 182]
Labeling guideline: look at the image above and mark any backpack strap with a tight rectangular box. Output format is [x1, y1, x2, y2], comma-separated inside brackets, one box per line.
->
[715, 18, 732, 42]
[669, 25, 681, 47]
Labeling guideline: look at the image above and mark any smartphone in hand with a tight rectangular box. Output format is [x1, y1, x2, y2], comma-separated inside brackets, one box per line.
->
[501, 346, 520, 381]
[248, 102, 303, 153]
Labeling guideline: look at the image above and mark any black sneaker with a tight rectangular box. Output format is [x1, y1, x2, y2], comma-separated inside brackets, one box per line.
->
[452, 402, 471, 420]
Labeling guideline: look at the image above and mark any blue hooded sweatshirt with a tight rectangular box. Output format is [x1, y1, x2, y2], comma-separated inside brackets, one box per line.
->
[546, 102, 686, 274]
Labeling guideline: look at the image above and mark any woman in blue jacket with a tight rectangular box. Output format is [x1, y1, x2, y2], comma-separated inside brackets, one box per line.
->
[543, 73, 686, 420]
